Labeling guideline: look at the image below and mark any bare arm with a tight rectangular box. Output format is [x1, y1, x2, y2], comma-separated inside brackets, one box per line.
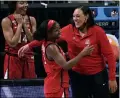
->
[1, 17, 23, 47]
[46, 44, 94, 70]
[23, 16, 36, 41]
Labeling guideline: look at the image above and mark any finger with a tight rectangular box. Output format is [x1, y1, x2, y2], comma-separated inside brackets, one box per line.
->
[18, 49, 21, 57]
[89, 48, 94, 53]
[113, 85, 117, 93]
[18, 48, 24, 58]
[90, 50, 93, 55]
[21, 48, 25, 57]
[110, 86, 117, 93]
[87, 44, 90, 47]
[111, 87, 115, 93]
[90, 46, 94, 49]
[21, 47, 26, 57]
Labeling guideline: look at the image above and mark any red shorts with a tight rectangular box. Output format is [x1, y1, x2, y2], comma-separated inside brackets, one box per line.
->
[4, 54, 36, 79]
[45, 87, 69, 98]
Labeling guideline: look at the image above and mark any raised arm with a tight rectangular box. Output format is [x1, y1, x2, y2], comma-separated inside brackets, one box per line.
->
[46, 44, 94, 70]
[18, 24, 72, 57]
[18, 40, 43, 57]
[24, 24, 71, 50]
[1, 15, 23, 47]
[23, 16, 36, 41]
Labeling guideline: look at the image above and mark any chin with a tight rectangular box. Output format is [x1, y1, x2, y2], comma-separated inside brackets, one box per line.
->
[75, 25, 81, 28]
[21, 12, 27, 16]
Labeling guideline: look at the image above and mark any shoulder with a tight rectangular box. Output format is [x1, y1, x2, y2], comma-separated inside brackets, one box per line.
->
[90, 25, 106, 35]
[61, 24, 73, 30]
[1, 17, 11, 26]
[61, 24, 74, 36]
[47, 44, 58, 51]
[46, 43, 60, 55]
[92, 25, 105, 32]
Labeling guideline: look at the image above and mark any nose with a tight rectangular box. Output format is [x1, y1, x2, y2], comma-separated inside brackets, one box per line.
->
[24, 3, 28, 7]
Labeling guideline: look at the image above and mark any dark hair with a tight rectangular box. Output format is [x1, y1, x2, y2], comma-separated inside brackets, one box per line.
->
[33, 19, 56, 41]
[71, 6, 95, 29]
[113, 9, 117, 12]
[8, 1, 17, 14]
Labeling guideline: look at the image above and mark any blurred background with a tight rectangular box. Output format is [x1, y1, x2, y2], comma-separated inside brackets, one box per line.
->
[0, 0, 119, 98]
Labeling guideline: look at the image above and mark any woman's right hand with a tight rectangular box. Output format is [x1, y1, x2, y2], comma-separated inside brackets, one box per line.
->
[18, 44, 30, 58]
[14, 14, 23, 25]
[81, 45, 94, 57]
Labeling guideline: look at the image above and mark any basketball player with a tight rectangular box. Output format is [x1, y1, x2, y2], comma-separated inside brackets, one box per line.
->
[1, 1, 36, 79]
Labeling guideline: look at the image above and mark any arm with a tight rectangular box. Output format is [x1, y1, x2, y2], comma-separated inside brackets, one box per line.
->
[97, 27, 116, 80]
[46, 44, 94, 70]
[18, 40, 43, 58]
[97, 28, 118, 93]
[28, 40, 43, 51]
[1, 17, 23, 47]
[27, 24, 72, 50]
[23, 16, 36, 41]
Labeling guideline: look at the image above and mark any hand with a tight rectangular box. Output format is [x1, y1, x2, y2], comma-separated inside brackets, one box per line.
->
[14, 14, 23, 25]
[109, 80, 117, 93]
[23, 15, 29, 26]
[81, 45, 94, 57]
[18, 44, 30, 58]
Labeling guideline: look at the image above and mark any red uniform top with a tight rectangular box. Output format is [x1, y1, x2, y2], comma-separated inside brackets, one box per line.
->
[29, 24, 116, 80]
[5, 14, 32, 54]
[41, 41, 69, 93]
[61, 24, 116, 80]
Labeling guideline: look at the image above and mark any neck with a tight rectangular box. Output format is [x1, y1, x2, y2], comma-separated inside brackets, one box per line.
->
[14, 11, 20, 15]
[47, 39, 56, 43]
[79, 26, 87, 33]
[13, 11, 26, 16]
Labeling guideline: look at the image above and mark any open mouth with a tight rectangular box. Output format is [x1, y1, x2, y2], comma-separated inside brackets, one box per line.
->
[23, 7, 28, 11]
[20, 7, 28, 11]
[19, 8, 27, 15]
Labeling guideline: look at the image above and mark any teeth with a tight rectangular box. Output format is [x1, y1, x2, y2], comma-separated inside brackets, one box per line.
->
[23, 8, 27, 11]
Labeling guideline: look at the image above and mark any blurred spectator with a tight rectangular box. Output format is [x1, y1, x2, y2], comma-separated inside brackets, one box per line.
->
[111, 9, 118, 17]
[91, 9, 96, 17]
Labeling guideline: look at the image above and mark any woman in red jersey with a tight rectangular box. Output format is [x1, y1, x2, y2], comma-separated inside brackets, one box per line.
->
[1, 1, 36, 79]
[27, 19, 93, 98]
[18, 6, 117, 98]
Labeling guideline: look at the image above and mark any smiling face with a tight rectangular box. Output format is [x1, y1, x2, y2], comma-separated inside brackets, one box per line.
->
[73, 8, 88, 29]
[15, 1, 28, 15]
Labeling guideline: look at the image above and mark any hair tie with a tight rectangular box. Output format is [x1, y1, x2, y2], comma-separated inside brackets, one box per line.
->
[47, 20, 55, 30]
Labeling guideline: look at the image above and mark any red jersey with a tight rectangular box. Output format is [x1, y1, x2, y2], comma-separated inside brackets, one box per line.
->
[61, 24, 116, 80]
[5, 14, 32, 54]
[41, 41, 69, 93]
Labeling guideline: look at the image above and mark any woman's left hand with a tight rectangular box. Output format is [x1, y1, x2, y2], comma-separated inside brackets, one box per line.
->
[109, 80, 117, 93]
